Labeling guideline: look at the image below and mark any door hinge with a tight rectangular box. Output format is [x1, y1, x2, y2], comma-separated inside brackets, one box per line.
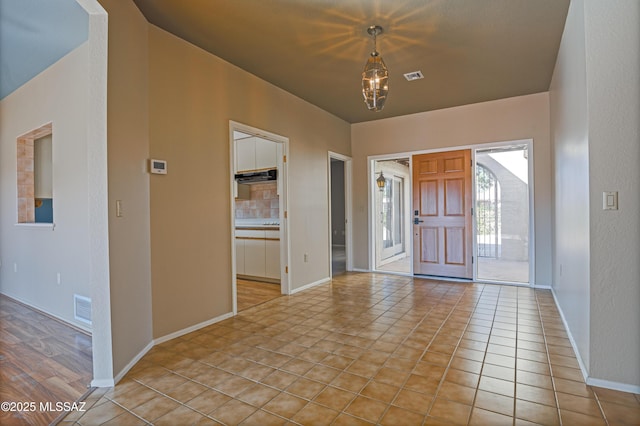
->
[283, 155, 287, 163]
[472, 256, 474, 264]
[285, 266, 288, 274]
[284, 211, 288, 219]
[471, 207, 474, 215]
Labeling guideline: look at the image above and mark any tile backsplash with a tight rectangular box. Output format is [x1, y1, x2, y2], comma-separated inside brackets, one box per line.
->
[235, 182, 279, 219]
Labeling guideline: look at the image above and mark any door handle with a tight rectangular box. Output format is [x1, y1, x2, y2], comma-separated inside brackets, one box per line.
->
[414, 218, 424, 225]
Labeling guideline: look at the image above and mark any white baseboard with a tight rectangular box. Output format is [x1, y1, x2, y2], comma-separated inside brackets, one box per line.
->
[291, 277, 331, 294]
[550, 288, 640, 394]
[586, 377, 640, 394]
[154, 311, 234, 345]
[90, 378, 115, 388]
[351, 268, 371, 273]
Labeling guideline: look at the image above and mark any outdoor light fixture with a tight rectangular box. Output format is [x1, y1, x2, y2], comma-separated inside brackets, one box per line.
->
[376, 172, 386, 191]
[362, 25, 389, 112]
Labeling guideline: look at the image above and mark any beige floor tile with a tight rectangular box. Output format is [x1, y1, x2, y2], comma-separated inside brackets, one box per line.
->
[313, 386, 356, 411]
[285, 377, 326, 400]
[599, 400, 640, 425]
[130, 395, 181, 422]
[237, 383, 280, 407]
[292, 402, 339, 425]
[392, 388, 434, 414]
[559, 409, 607, 426]
[344, 395, 388, 423]
[360, 380, 399, 403]
[515, 398, 560, 425]
[56, 273, 640, 425]
[469, 407, 513, 425]
[516, 382, 557, 406]
[556, 391, 603, 417]
[474, 389, 515, 417]
[593, 386, 640, 407]
[75, 400, 126, 425]
[153, 405, 210, 426]
[429, 397, 472, 425]
[379, 405, 425, 425]
[516, 369, 554, 390]
[263, 392, 307, 418]
[210, 399, 257, 425]
[437, 381, 476, 405]
[185, 389, 231, 414]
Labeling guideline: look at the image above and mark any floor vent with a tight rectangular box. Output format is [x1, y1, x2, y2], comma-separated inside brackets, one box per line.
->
[74, 294, 92, 326]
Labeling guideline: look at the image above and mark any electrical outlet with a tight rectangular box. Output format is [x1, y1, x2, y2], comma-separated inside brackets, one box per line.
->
[57, 273, 61, 285]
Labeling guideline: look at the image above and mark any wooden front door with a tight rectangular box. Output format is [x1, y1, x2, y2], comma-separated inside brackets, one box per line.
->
[413, 149, 473, 278]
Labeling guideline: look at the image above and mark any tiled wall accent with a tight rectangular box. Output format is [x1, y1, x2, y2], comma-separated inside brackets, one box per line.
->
[235, 182, 279, 219]
[17, 137, 35, 222]
[16, 123, 52, 223]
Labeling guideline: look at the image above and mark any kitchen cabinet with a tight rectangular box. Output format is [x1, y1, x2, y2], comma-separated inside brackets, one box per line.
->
[265, 231, 281, 279]
[235, 238, 245, 275]
[235, 136, 278, 173]
[236, 229, 280, 281]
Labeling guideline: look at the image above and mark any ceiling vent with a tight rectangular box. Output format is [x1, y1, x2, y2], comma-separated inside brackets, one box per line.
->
[403, 71, 424, 81]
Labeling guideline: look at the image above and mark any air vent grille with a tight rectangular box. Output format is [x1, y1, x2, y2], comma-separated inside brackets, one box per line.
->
[403, 71, 424, 81]
[74, 294, 92, 325]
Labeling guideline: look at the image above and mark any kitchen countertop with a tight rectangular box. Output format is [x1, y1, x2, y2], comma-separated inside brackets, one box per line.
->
[235, 219, 280, 230]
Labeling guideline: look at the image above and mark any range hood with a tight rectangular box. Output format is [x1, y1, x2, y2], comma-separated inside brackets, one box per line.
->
[234, 169, 277, 184]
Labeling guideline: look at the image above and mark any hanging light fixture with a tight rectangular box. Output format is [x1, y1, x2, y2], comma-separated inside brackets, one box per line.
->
[362, 25, 389, 112]
[376, 172, 386, 191]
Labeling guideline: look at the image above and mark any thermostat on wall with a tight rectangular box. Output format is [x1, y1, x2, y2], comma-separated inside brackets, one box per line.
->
[150, 159, 167, 174]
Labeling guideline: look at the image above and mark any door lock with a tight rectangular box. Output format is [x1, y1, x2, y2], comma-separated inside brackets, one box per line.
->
[414, 218, 424, 225]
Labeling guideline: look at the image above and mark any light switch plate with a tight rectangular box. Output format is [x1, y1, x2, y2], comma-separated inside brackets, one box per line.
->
[603, 191, 618, 210]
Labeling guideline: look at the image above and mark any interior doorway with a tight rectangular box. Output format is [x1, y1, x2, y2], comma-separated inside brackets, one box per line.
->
[474, 144, 531, 284]
[328, 152, 352, 277]
[229, 121, 290, 314]
[373, 158, 411, 274]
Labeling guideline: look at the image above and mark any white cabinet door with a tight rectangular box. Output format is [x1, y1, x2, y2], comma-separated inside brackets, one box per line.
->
[255, 138, 278, 171]
[235, 238, 245, 275]
[244, 238, 266, 277]
[265, 231, 280, 279]
[236, 137, 256, 173]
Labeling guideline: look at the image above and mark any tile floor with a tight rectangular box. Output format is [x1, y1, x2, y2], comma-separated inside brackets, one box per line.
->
[60, 273, 640, 425]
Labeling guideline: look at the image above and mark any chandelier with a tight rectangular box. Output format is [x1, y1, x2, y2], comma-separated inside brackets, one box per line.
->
[362, 25, 389, 111]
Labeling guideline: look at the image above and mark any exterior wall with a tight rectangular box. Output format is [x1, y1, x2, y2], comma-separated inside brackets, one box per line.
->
[351, 93, 552, 286]
[0, 44, 93, 329]
[147, 25, 351, 338]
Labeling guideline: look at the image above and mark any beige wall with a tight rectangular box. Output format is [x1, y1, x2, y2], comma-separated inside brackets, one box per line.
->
[0, 44, 92, 328]
[147, 25, 351, 338]
[351, 93, 552, 285]
[100, 0, 154, 378]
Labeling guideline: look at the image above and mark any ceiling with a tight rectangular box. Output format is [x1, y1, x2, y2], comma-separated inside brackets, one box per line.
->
[133, 0, 570, 123]
[0, 0, 88, 99]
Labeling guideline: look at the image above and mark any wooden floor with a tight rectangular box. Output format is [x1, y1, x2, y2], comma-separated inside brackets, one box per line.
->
[0, 295, 93, 426]
[237, 278, 282, 311]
